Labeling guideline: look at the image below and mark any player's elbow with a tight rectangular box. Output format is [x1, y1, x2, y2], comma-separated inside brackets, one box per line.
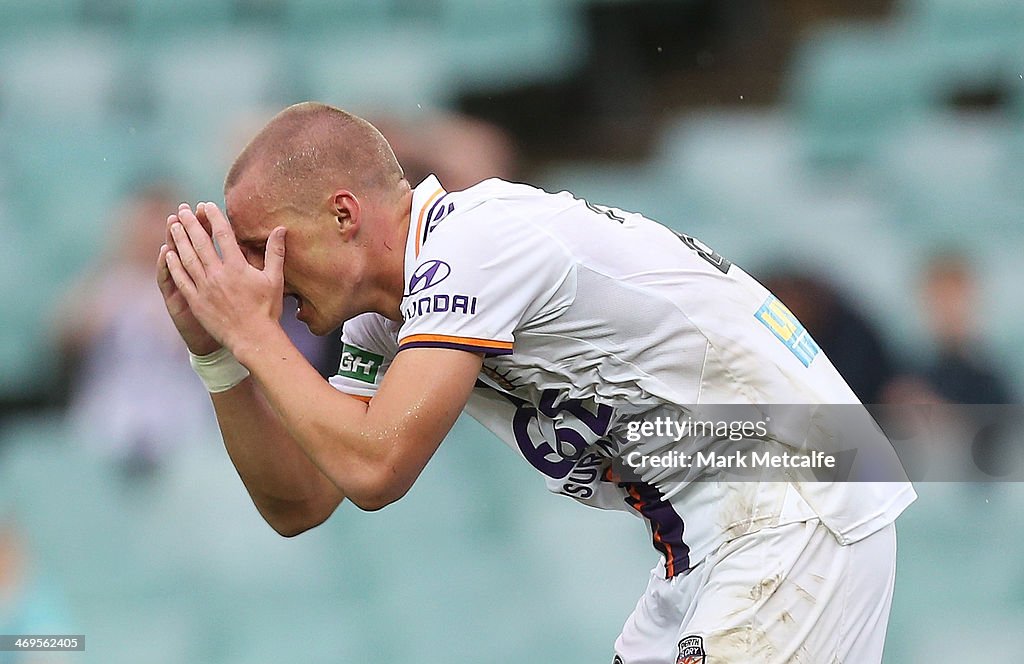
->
[345, 467, 414, 512]
[267, 511, 332, 537]
[348, 484, 410, 512]
[259, 497, 337, 538]
[269, 518, 313, 538]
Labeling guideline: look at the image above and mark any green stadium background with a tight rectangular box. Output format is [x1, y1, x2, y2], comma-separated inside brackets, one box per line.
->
[1, 1, 1022, 662]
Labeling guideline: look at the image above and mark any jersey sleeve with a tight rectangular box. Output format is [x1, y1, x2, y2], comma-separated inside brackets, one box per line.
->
[327, 313, 400, 401]
[397, 201, 575, 356]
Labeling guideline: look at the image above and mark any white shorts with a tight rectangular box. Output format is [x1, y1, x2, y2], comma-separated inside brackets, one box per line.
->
[613, 519, 898, 663]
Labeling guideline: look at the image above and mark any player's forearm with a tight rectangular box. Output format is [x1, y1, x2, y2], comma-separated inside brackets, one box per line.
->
[211, 377, 344, 535]
[233, 325, 423, 511]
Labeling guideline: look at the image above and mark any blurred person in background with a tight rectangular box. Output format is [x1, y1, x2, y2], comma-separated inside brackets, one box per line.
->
[915, 252, 1014, 404]
[374, 112, 518, 190]
[884, 251, 1015, 405]
[52, 182, 216, 476]
[880, 253, 1017, 479]
[0, 516, 72, 664]
[761, 269, 897, 404]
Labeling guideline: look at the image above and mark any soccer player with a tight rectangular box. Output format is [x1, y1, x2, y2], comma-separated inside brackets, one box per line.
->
[158, 102, 916, 663]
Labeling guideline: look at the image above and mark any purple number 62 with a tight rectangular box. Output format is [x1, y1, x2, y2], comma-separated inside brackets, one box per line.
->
[513, 389, 613, 479]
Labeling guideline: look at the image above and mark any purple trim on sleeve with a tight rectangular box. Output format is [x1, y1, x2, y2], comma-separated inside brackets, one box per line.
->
[398, 340, 514, 357]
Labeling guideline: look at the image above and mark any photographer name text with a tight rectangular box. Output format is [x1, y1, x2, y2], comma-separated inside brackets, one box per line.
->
[625, 449, 836, 470]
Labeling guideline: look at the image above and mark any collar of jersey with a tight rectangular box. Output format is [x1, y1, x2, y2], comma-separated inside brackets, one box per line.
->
[407, 174, 446, 267]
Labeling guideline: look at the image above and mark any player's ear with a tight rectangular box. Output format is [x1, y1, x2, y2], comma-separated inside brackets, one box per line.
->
[331, 190, 360, 239]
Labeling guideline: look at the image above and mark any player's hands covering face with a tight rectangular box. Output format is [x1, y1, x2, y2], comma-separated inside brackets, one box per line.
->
[157, 203, 220, 356]
[161, 201, 286, 354]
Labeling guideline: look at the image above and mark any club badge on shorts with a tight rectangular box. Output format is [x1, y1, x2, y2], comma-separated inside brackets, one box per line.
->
[676, 635, 706, 664]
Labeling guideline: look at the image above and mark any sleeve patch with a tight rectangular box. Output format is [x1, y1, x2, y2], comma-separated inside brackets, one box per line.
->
[336, 343, 385, 383]
[755, 296, 820, 367]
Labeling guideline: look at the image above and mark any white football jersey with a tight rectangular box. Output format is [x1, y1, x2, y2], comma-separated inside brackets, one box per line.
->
[330, 175, 916, 578]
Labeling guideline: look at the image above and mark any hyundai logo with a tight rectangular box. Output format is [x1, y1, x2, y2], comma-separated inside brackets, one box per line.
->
[408, 260, 451, 295]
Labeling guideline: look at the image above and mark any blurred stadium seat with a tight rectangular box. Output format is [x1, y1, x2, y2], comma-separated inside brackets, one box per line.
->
[785, 23, 930, 167]
[869, 111, 1021, 239]
[439, 0, 588, 92]
[0, 0, 78, 34]
[293, 26, 455, 115]
[0, 29, 123, 126]
[897, 0, 1024, 98]
[144, 32, 288, 130]
[283, 0, 393, 32]
[131, 0, 237, 32]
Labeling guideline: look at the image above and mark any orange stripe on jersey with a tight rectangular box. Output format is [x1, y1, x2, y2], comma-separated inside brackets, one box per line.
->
[604, 467, 685, 578]
[654, 531, 676, 578]
[348, 394, 372, 404]
[626, 485, 644, 508]
[399, 334, 513, 351]
[414, 186, 444, 258]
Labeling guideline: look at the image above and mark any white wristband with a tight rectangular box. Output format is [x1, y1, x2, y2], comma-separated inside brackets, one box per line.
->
[189, 347, 250, 393]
